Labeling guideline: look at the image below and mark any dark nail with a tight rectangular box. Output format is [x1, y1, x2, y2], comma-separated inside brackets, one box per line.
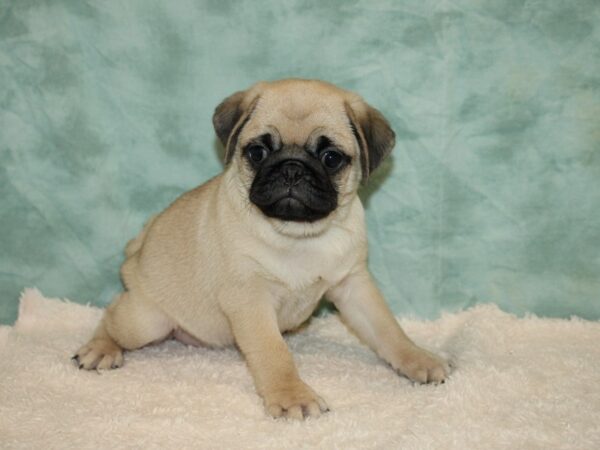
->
[78, 364, 84, 370]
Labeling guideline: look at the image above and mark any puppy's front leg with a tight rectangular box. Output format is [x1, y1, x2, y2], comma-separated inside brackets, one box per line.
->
[221, 291, 328, 420]
[327, 267, 449, 384]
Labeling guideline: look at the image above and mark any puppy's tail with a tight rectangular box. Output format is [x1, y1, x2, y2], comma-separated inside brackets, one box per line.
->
[125, 215, 158, 258]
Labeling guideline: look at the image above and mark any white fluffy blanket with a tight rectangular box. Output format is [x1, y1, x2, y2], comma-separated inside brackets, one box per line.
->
[1, 289, 599, 449]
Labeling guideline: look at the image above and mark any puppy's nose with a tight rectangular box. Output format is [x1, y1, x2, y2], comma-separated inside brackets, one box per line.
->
[281, 161, 305, 186]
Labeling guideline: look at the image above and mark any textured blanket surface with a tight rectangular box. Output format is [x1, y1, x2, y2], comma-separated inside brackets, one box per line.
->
[1, 289, 599, 449]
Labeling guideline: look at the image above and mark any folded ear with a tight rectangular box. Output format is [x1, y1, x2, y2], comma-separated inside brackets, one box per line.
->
[344, 101, 395, 182]
[212, 91, 259, 164]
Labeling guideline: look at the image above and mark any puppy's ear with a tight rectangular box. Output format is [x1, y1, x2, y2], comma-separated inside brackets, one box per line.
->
[344, 101, 395, 182]
[213, 91, 259, 164]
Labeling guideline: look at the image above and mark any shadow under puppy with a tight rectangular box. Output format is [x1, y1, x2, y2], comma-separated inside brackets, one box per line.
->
[73, 79, 450, 420]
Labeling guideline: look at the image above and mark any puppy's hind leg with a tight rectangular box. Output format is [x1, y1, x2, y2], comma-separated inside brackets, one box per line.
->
[73, 291, 174, 370]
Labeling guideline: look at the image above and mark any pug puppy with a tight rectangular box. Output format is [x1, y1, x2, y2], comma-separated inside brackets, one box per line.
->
[73, 79, 449, 420]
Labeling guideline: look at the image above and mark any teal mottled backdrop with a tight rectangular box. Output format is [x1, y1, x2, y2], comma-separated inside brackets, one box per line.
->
[1, 0, 599, 324]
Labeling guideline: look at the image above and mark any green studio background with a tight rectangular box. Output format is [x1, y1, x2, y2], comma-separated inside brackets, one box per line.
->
[1, 0, 599, 325]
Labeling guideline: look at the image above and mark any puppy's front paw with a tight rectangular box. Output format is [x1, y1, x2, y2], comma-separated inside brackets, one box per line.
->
[397, 346, 450, 384]
[263, 381, 329, 420]
[72, 339, 124, 370]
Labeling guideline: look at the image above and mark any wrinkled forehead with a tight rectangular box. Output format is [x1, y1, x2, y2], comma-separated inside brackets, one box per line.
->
[243, 84, 356, 151]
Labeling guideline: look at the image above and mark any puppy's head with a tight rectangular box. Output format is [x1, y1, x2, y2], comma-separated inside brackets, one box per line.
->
[213, 79, 395, 234]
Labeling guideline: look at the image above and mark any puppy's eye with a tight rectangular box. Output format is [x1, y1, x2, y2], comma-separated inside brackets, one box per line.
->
[320, 149, 345, 171]
[246, 145, 268, 164]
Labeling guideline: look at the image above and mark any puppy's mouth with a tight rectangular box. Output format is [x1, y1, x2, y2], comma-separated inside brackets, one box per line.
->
[262, 190, 331, 222]
[249, 159, 338, 223]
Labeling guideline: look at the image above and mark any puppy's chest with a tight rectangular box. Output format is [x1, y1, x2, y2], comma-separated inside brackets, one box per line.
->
[259, 244, 355, 329]
[274, 281, 326, 331]
[264, 243, 353, 291]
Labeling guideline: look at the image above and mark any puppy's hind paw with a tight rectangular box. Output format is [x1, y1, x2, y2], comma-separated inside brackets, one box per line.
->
[72, 339, 124, 370]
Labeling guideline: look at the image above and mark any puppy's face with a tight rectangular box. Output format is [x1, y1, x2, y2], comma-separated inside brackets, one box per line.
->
[245, 131, 344, 223]
[213, 80, 395, 232]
